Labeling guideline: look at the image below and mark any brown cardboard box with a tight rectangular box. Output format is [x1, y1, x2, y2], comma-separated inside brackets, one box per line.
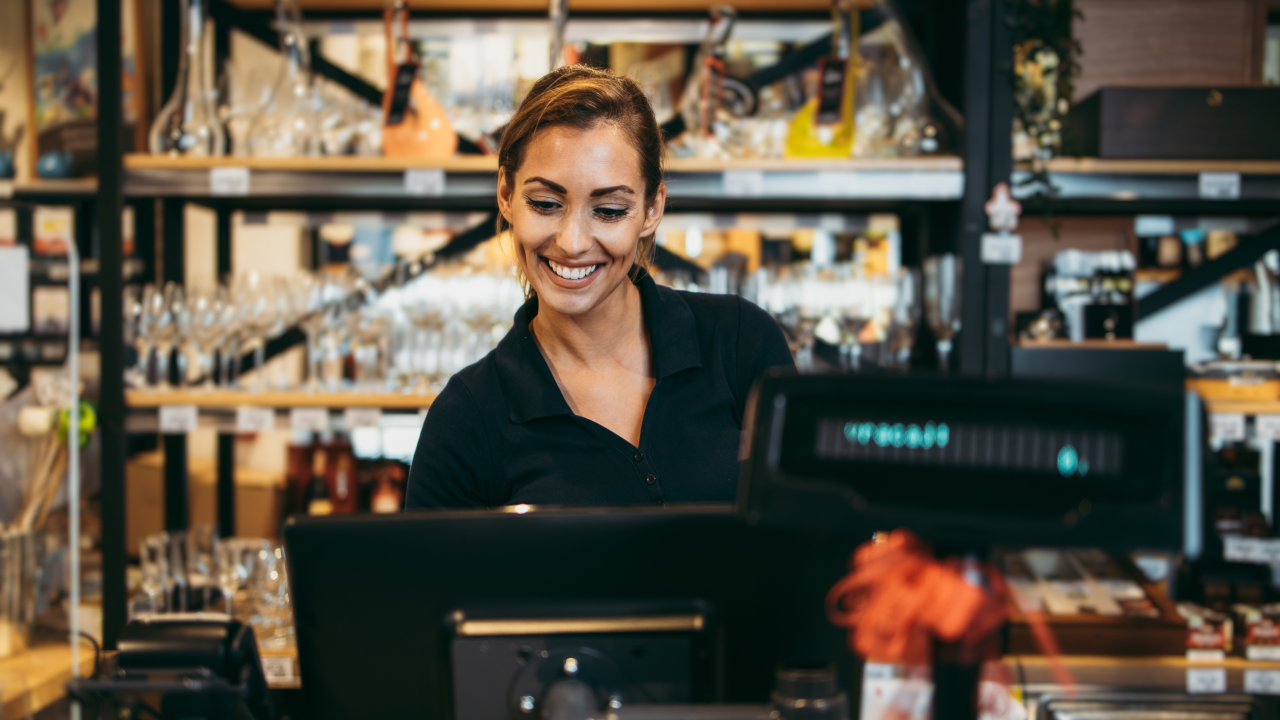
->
[126, 452, 285, 558]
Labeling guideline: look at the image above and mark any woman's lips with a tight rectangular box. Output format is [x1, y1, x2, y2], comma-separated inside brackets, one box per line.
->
[541, 256, 603, 289]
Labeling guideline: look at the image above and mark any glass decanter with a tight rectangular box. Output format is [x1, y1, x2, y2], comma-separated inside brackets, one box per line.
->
[148, 0, 224, 156]
[248, 0, 319, 157]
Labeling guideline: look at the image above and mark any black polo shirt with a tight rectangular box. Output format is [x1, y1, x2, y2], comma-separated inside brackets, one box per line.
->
[404, 269, 795, 509]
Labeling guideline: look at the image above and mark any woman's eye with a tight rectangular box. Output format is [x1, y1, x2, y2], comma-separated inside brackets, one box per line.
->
[594, 207, 631, 220]
[524, 197, 561, 213]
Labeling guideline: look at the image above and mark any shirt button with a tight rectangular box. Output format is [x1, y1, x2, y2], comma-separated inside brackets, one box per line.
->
[633, 451, 644, 463]
[645, 474, 657, 485]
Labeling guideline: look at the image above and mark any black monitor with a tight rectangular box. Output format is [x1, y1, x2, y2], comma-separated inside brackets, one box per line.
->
[739, 373, 1196, 552]
[283, 508, 858, 720]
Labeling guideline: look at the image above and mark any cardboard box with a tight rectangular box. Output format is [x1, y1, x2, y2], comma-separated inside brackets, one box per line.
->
[126, 452, 285, 557]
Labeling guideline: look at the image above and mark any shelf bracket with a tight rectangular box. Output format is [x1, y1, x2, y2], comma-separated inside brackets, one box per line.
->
[1137, 223, 1280, 321]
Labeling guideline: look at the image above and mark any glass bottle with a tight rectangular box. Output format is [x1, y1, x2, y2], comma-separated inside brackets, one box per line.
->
[248, 0, 319, 157]
[148, 0, 224, 156]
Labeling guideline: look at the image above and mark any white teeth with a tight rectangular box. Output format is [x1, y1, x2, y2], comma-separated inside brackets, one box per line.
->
[547, 259, 599, 281]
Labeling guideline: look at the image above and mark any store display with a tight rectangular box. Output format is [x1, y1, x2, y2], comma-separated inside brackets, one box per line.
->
[148, 0, 224, 157]
[1042, 250, 1135, 343]
[247, 0, 318, 157]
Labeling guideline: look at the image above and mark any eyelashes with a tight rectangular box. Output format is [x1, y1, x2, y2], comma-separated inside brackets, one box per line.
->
[523, 196, 633, 222]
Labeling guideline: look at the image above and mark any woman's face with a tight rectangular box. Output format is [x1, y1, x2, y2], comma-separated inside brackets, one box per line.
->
[498, 122, 665, 319]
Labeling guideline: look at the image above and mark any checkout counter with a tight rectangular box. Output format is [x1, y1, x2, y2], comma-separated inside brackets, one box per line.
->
[67, 374, 1280, 719]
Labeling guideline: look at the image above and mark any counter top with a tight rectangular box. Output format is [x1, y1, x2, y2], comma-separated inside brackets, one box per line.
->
[0, 640, 97, 720]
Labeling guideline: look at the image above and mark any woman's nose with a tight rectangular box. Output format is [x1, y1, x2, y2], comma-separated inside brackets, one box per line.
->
[554, 209, 593, 256]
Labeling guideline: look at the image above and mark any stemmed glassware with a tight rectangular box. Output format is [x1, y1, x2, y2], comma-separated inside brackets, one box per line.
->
[124, 286, 152, 387]
[187, 286, 225, 389]
[882, 267, 922, 370]
[146, 283, 182, 389]
[923, 253, 962, 373]
[236, 272, 279, 393]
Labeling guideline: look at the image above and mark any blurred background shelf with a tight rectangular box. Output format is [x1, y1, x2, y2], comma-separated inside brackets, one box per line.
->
[0, 641, 98, 720]
[1013, 157, 1280, 211]
[221, 0, 854, 13]
[124, 389, 435, 410]
[122, 153, 966, 203]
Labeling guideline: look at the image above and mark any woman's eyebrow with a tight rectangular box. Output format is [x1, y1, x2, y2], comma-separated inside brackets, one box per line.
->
[590, 185, 635, 197]
[523, 176, 567, 193]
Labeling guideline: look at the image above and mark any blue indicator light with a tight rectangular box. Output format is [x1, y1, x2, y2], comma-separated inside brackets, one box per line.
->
[905, 425, 922, 448]
[936, 423, 950, 448]
[1058, 445, 1079, 477]
[891, 424, 906, 447]
[875, 424, 893, 447]
[844, 422, 857, 441]
[922, 423, 936, 449]
[858, 423, 874, 445]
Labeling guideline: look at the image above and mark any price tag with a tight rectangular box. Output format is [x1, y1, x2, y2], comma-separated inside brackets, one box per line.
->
[404, 169, 445, 197]
[1187, 648, 1226, 662]
[1210, 413, 1246, 442]
[158, 405, 198, 434]
[344, 407, 382, 429]
[261, 655, 297, 683]
[1247, 646, 1280, 661]
[1257, 415, 1280, 441]
[722, 170, 764, 198]
[981, 233, 1023, 265]
[235, 406, 275, 433]
[1199, 172, 1241, 200]
[1187, 667, 1227, 694]
[290, 407, 330, 434]
[1246, 669, 1280, 694]
[1223, 536, 1280, 564]
[209, 167, 251, 196]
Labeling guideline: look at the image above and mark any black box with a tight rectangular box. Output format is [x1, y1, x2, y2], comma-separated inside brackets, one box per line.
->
[1064, 87, 1280, 159]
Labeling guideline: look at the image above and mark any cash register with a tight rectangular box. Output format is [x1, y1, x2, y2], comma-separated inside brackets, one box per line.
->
[278, 372, 1200, 720]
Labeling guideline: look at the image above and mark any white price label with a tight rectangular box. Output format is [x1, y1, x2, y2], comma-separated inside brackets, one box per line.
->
[1211, 413, 1247, 442]
[1187, 648, 1226, 662]
[1257, 415, 1280, 441]
[261, 655, 297, 683]
[1199, 172, 1242, 200]
[815, 170, 857, 197]
[981, 233, 1023, 265]
[1223, 536, 1280, 564]
[344, 407, 382, 429]
[158, 405, 198, 434]
[722, 170, 764, 197]
[1246, 669, 1280, 694]
[235, 406, 275, 433]
[209, 167, 251, 196]
[290, 407, 330, 434]
[1247, 646, 1280, 661]
[404, 168, 445, 197]
[1187, 667, 1227, 694]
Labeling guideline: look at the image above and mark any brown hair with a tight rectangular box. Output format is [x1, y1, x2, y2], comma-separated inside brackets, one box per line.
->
[497, 65, 665, 290]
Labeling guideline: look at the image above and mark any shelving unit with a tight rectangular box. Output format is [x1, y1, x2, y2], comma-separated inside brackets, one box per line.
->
[124, 388, 435, 410]
[1013, 157, 1280, 213]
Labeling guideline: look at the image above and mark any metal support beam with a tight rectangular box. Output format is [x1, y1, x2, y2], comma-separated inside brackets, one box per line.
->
[217, 435, 236, 538]
[959, 0, 1014, 377]
[97, 0, 127, 652]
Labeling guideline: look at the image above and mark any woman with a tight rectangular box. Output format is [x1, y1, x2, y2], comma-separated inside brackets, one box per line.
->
[405, 65, 794, 509]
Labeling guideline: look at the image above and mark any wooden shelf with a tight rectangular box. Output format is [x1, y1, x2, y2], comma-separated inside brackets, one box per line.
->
[1041, 157, 1280, 175]
[1134, 268, 1182, 284]
[125, 154, 963, 174]
[224, 0, 845, 12]
[125, 388, 435, 410]
[1016, 339, 1169, 350]
[0, 641, 98, 720]
[124, 154, 499, 173]
[1201, 399, 1280, 416]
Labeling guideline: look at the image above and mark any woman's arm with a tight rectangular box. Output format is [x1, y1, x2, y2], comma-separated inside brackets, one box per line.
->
[404, 380, 496, 509]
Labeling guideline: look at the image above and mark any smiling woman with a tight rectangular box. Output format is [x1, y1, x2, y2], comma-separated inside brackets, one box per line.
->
[405, 66, 795, 510]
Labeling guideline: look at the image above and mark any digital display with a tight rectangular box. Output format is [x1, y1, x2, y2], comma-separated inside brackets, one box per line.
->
[813, 418, 1124, 479]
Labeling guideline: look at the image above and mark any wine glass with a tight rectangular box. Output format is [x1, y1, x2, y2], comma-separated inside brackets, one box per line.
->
[236, 272, 278, 393]
[249, 542, 294, 649]
[187, 523, 218, 611]
[147, 282, 180, 389]
[882, 267, 922, 371]
[188, 286, 225, 389]
[171, 286, 194, 385]
[125, 285, 153, 387]
[215, 537, 265, 617]
[923, 254, 962, 373]
[132, 532, 171, 618]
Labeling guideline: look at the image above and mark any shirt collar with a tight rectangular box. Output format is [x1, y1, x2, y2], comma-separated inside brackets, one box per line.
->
[494, 267, 703, 424]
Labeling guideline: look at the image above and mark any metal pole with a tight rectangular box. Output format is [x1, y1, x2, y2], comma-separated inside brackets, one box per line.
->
[983, 0, 1014, 378]
[97, 0, 127, 653]
[958, 0, 994, 376]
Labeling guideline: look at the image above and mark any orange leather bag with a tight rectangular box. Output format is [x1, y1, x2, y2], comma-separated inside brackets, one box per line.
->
[381, 2, 457, 159]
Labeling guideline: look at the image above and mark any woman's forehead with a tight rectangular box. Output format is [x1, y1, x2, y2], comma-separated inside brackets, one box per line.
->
[520, 124, 643, 185]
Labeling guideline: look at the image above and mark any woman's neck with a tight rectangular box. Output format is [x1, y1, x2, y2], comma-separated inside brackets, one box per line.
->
[530, 276, 650, 373]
